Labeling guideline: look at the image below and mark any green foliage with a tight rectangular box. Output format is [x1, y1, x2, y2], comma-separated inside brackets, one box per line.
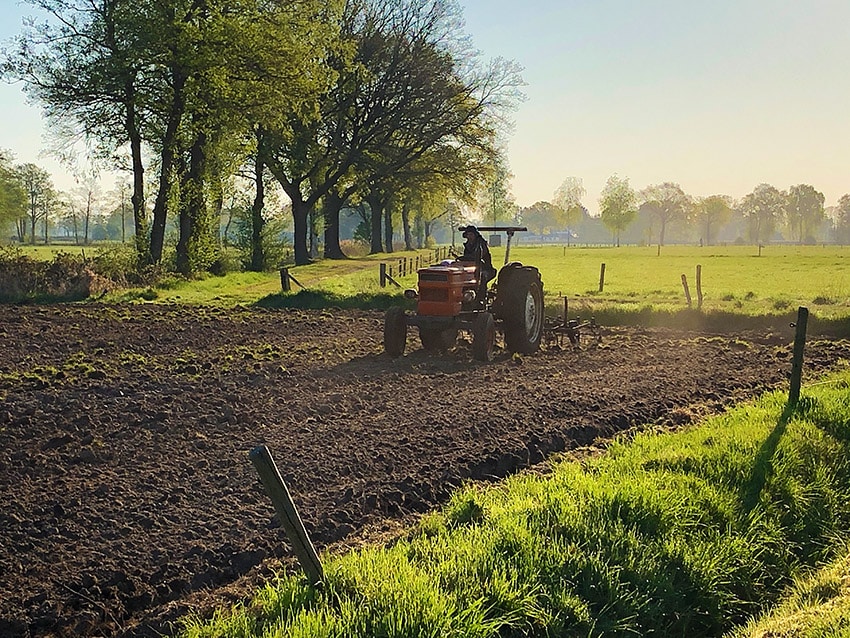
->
[181, 370, 850, 638]
[0, 247, 90, 302]
[741, 184, 785, 244]
[599, 174, 637, 243]
[229, 206, 292, 272]
[0, 151, 26, 235]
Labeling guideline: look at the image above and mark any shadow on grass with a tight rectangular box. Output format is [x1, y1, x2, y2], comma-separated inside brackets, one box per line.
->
[255, 289, 411, 311]
[741, 400, 798, 514]
[568, 306, 850, 338]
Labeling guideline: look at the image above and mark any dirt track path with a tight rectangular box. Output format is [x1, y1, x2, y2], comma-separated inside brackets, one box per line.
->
[1, 303, 848, 637]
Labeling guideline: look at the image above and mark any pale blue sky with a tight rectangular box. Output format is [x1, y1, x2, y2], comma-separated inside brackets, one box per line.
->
[2, 1, 849, 211]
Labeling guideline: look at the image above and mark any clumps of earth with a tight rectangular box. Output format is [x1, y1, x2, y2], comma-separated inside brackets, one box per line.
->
[1, 303, 848, 637]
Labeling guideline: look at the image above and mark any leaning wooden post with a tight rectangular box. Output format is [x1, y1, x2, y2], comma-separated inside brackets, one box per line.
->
[598, 263, 606, 292]
[696, 265, 703, 309]
[279, 268, 291, 293]
[789, 306, 809, 406]
[681, 274, 692, 307]
[249, 445, 324, 586]
[379, 263, 387, 287]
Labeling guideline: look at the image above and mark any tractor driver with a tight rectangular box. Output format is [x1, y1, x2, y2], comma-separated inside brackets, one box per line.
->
[459, 225, 497, 302]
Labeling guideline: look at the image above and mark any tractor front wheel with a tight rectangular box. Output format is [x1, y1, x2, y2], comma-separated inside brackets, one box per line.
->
[502, 269, 544, 354]
[384, 306, 407, 357]
[472, 312, 495, 362]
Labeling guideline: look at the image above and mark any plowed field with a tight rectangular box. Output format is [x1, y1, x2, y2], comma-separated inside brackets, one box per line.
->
[1, 304, 847, 637]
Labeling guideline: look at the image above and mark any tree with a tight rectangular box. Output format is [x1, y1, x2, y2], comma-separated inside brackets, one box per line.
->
[5, 0, 342, 271]
[0, 152, 26, 240]
[785, 184, 825, 244]
[640, 182, 691, 246]
[740, 183, 784, 244]
[598, 175, 636, 246]
[521, 201, 560, 236]
[481, 156, 516, 226]
[3, 0, 153, 259]
[834, 195, 850, 245]
[552, 177, 586, 245]
[694, 195, 733, 246]
[265, 0, 520, 264]
[17, 163, 55, 244]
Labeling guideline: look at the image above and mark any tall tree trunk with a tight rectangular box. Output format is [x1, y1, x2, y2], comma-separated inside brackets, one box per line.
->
[367, 192, 384, 254]
[176, 131, 208, 276]
[401, 201, 413, 250]
[384, 205, 394, 254]
[414, 211, 423, 248]
[250, 139, 265, 272]
[149, 66, 187, 265]
[291, 199, 310, 265]
[125, 81, 148, 264]
[71, 206, 79, 245]
[308, 209, 319, 258]
[175, 152, 190, 276]
[264, 155, 312, 265]
[323, 188, 347, 259]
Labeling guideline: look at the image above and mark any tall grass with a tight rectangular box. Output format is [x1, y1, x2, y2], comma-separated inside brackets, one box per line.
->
[179, 369, 850, 638]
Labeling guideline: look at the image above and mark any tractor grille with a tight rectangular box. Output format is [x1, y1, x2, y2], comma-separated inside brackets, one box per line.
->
[420, 288, 449, 302]
[420, 273, 449, 282]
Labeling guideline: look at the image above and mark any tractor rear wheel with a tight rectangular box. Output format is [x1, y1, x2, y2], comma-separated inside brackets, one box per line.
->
[420, 327, 458, 351]
[472, 312, 495, 361]
[502, 268, 544, 354]
[383, 306, 407, 357]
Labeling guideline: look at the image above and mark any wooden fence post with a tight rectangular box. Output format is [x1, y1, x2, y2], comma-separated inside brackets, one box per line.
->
[598, 263, 606, 292]
[379, 263, 387, 288]
[564, 296, 569, 321]
[681, 274, 692, 307]
[280, 268, 291, 293]
[696, 265, 703, 309]
[789, 306, 809, 406]
[249, 445, 324, 586]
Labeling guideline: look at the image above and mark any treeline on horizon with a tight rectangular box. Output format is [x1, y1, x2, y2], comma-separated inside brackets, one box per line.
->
[521, 178, 850, 248]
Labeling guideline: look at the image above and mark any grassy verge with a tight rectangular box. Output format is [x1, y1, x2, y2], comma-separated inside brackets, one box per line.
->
[179, 369, 850, 638]
[729, 548, 850, 637]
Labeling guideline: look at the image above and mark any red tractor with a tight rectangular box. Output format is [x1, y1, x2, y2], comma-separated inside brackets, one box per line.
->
[383, 227, 544, 361]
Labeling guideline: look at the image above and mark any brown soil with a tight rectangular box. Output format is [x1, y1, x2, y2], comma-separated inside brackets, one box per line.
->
[1, 303, 848, 638]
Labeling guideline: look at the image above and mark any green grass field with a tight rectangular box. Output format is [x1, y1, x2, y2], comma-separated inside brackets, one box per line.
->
[178, 370, 850, 638]
[114, 245, 850, 322]
[491, 244, 850, 319]
[115, 245, 848, 339]
[12, 244, 91, 259]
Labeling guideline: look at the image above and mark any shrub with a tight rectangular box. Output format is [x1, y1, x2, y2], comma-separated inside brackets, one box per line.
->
[0, 247, 114, 302]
